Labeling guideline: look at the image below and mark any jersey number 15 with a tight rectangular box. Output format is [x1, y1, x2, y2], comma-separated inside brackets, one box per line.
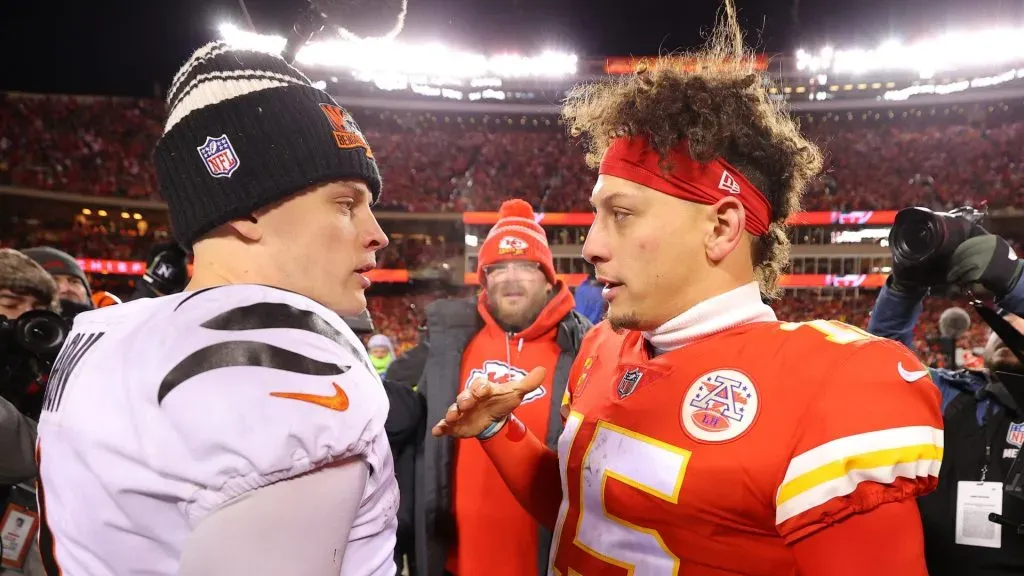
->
[550, 412, 691, 576]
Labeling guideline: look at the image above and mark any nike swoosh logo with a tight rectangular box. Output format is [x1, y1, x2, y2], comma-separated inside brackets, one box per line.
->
[897, 362, 930, 383]
[270, 382, 349, 411]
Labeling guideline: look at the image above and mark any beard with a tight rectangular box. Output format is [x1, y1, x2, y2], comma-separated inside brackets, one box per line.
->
[487, 282, 551, 333]
[608, 310, 642, 332]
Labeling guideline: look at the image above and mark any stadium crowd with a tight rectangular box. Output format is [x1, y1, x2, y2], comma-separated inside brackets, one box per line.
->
[4, 93, 1024, 213]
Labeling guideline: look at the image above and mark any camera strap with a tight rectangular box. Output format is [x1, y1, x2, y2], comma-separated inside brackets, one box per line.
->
[971, 299, 1024, 366]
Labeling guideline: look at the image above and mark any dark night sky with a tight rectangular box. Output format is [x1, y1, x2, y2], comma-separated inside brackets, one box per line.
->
[2, 0, 1022, 97]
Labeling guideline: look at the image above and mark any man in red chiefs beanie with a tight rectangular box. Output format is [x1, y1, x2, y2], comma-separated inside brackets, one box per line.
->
[386, 198, 591, 576]
[476, 199, 557, 328]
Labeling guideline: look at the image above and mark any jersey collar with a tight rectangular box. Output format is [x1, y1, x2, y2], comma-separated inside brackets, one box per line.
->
[643, 282, 777, 354]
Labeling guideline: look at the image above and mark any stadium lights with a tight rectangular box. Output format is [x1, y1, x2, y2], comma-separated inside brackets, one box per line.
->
[883, 67, 1024, 101]
[218, 23, 578, 80]
[796, 26, 1024, 77]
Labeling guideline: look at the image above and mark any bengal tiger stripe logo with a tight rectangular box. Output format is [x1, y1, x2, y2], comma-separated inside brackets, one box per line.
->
[319, 103, 375, 159]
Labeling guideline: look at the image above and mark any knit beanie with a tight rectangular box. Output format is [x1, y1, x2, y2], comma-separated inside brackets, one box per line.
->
[20, 247, 91, 298]
[477, 199, 555, 282]
[154, 41, 381, 248]
[367, 333, 395, 356]
[0, 248, 60, 312]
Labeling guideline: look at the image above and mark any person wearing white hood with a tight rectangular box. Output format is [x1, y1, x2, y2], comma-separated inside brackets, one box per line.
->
[368, 334, 396, 376]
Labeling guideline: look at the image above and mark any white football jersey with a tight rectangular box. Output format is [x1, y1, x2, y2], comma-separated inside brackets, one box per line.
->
[35, 285, 398, 575]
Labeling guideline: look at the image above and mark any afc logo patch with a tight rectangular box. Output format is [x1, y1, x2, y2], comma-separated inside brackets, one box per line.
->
[681, 369, 759, 443]
[497, 235, 529, 256]
[319, 103, 375, 159]
[197, 134, 240, 178]
[1008, 422, 1024, 449]
[464, 360, 546, 405]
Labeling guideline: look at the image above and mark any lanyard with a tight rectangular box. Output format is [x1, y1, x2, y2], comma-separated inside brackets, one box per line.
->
[981, 400, 1001, 482]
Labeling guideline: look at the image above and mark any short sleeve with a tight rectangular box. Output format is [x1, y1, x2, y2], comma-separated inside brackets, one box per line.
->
[147, 287, 389, 525]
[775, 338, 944, 543]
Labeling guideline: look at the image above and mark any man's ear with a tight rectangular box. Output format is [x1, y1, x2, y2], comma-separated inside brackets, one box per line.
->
[226, 214, 263, 242]
[705, 197, 745, 263]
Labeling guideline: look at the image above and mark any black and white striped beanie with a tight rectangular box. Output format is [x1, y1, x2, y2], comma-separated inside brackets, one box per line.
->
[154, 42, 381, 248]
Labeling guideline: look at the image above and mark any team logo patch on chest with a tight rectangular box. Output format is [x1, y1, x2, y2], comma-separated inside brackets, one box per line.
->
[681, 369, 759, 443]
[465, 360, 546, 404]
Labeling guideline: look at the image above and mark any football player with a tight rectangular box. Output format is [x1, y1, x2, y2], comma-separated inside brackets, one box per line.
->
[432, 3, 944, 575]
[34, 43, 397, 575]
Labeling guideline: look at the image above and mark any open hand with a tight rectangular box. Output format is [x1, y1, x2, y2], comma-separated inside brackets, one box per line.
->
[431, 367, 547, 438]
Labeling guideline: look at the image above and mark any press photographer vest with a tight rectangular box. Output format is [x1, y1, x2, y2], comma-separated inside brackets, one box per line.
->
[918, 391, 1024, 575]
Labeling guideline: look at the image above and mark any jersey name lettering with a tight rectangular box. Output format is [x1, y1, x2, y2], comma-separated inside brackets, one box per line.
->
[43, 331, 105, 414]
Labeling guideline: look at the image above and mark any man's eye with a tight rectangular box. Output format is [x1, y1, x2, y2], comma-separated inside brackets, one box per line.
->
[612, 210, 630, 222]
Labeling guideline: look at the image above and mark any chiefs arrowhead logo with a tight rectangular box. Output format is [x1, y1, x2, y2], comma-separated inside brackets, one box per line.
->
[497, 235, 529, 257]
[465, 360, 546, 404]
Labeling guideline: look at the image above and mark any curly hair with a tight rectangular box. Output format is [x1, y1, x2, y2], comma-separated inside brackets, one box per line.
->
[561, 0, 823, 297]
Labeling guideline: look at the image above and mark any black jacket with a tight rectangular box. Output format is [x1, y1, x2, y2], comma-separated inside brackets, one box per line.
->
[868, 278, 1024, 575]
[386, 297, 591, 576]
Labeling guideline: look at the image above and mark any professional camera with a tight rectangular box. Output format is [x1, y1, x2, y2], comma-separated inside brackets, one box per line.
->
[889, 206, 988, 269]
[0, 310, 69, 400]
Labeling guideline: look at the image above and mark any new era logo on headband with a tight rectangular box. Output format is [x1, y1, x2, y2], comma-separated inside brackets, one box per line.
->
[719, 171, 741, 194]
[320, 104, 375, 159]
[197, 135, 240, 178]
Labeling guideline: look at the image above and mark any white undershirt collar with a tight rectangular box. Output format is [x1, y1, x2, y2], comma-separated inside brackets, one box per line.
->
[643, 282, 777, 354]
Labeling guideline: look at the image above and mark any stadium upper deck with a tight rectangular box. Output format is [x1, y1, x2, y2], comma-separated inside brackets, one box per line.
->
[215, 23, 1024, 112]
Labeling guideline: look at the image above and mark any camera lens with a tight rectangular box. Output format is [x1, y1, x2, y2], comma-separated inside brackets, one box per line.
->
[903, 223, 937, 256]
[892, 208, 946, 264]
[15, 311, 69, 358]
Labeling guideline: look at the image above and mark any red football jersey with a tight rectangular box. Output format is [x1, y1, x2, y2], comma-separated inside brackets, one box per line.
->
[549, 319, 943, 576]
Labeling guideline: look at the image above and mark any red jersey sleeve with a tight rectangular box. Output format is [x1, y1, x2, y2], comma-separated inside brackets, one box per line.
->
[775, 337, 944, 543]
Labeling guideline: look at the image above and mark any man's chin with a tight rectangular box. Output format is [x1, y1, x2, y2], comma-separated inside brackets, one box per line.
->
[607, 309, 643, 331]
[329, 292, 367, 317]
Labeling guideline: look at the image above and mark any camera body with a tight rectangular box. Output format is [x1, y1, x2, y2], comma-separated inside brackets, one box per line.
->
[0, 310, 69, 405]
[890, 206, 988, 269]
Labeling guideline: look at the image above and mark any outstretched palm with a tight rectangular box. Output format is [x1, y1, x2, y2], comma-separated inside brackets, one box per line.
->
[432, 367, 547, 438]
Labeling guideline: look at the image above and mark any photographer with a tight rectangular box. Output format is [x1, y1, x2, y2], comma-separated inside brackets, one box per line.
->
[868, 210, 1024, 575]
[0, 249, 63, 576]
[21, 247, 94, 321]
[0, 248, 61, 485]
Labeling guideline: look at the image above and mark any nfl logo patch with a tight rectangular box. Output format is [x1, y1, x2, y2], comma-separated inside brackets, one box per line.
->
[1007, 422, 1024, 449]
[616, 368, 643, 399]
[197, 134, 240, 178]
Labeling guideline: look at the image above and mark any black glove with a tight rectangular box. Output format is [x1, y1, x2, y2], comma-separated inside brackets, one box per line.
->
[947, 234, 1023, 298]
[890, 258, 939, 297]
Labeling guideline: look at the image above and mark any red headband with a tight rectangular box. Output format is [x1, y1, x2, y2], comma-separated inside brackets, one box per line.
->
[598, 136, 772, 236]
